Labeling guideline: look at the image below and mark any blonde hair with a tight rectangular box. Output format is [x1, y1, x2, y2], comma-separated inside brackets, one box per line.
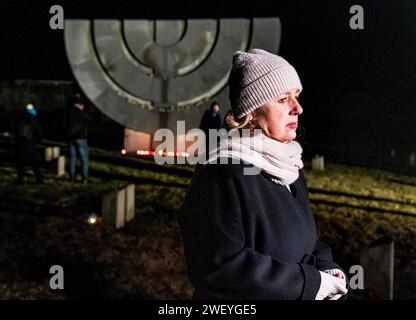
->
[225, 111, 255, 130]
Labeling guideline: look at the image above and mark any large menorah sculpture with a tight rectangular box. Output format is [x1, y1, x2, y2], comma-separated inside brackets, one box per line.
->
[64, 18, 281, 151]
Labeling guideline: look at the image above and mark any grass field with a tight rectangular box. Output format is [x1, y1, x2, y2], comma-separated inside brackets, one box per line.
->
[1, 138, 416, 299]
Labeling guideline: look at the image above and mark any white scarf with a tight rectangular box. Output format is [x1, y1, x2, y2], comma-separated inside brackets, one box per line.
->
[205, 129, 304, 185]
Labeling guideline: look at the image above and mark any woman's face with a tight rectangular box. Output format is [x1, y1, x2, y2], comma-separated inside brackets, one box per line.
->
[252, 89, 303, 142]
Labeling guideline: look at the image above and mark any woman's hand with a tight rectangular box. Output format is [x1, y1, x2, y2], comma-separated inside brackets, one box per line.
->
[315, 270, 348, 300]
[323, 268, 347, 300]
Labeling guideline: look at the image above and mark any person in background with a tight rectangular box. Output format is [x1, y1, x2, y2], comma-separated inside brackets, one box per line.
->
[199, 101, 222, 156]
[66, 93, 89, 184]
[200, 101, 222, 134]
[15, 103, 44, 184]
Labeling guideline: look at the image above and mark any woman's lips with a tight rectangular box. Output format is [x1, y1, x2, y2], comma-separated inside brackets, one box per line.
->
[287, 122, 298, 129]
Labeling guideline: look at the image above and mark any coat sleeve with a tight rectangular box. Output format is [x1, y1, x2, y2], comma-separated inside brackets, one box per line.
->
[179, 165, 321, 300]
[312, 237, 339, 271]
[298, 169, 342, 272]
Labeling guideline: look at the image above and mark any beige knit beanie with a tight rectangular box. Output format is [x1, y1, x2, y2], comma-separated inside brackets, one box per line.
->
[228, 48, 303, 119]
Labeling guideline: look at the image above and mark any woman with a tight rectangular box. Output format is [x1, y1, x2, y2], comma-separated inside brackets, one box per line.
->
[178, 49, 348, 300]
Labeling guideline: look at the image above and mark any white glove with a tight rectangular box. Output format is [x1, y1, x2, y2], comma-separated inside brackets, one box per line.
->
[324, 268, 347, 300]
[315, 271, 348, 300]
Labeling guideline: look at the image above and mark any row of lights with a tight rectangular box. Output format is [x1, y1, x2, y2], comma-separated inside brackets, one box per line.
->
[121, 149, 190, 157]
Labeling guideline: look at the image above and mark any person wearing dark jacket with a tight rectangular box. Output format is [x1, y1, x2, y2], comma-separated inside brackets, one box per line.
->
[199, 102, 222, 134]
[178, 49, 348, 300]
[199, 102, 222, 156]
[66, 93, 89, 183]
[15, 103, 44, 184]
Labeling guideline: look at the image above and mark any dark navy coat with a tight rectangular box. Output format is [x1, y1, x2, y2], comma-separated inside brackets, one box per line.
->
[178, 160, 340, 300]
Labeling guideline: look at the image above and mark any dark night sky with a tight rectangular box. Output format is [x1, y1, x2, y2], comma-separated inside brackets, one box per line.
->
[3, 0, 416, 82]
[2, 0, 416, 170]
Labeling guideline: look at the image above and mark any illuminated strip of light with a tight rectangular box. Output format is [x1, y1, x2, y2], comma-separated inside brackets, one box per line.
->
[134, 150, 189, 157]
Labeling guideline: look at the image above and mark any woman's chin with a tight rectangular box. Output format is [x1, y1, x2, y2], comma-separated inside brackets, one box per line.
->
[268, 131, 297, 142]
[284, 132, 297, 141]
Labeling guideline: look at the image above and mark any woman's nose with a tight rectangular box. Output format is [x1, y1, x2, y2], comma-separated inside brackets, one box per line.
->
[290, 97, 303, 115]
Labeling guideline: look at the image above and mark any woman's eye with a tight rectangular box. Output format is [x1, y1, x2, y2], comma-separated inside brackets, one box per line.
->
[278, 97, 287, 103]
